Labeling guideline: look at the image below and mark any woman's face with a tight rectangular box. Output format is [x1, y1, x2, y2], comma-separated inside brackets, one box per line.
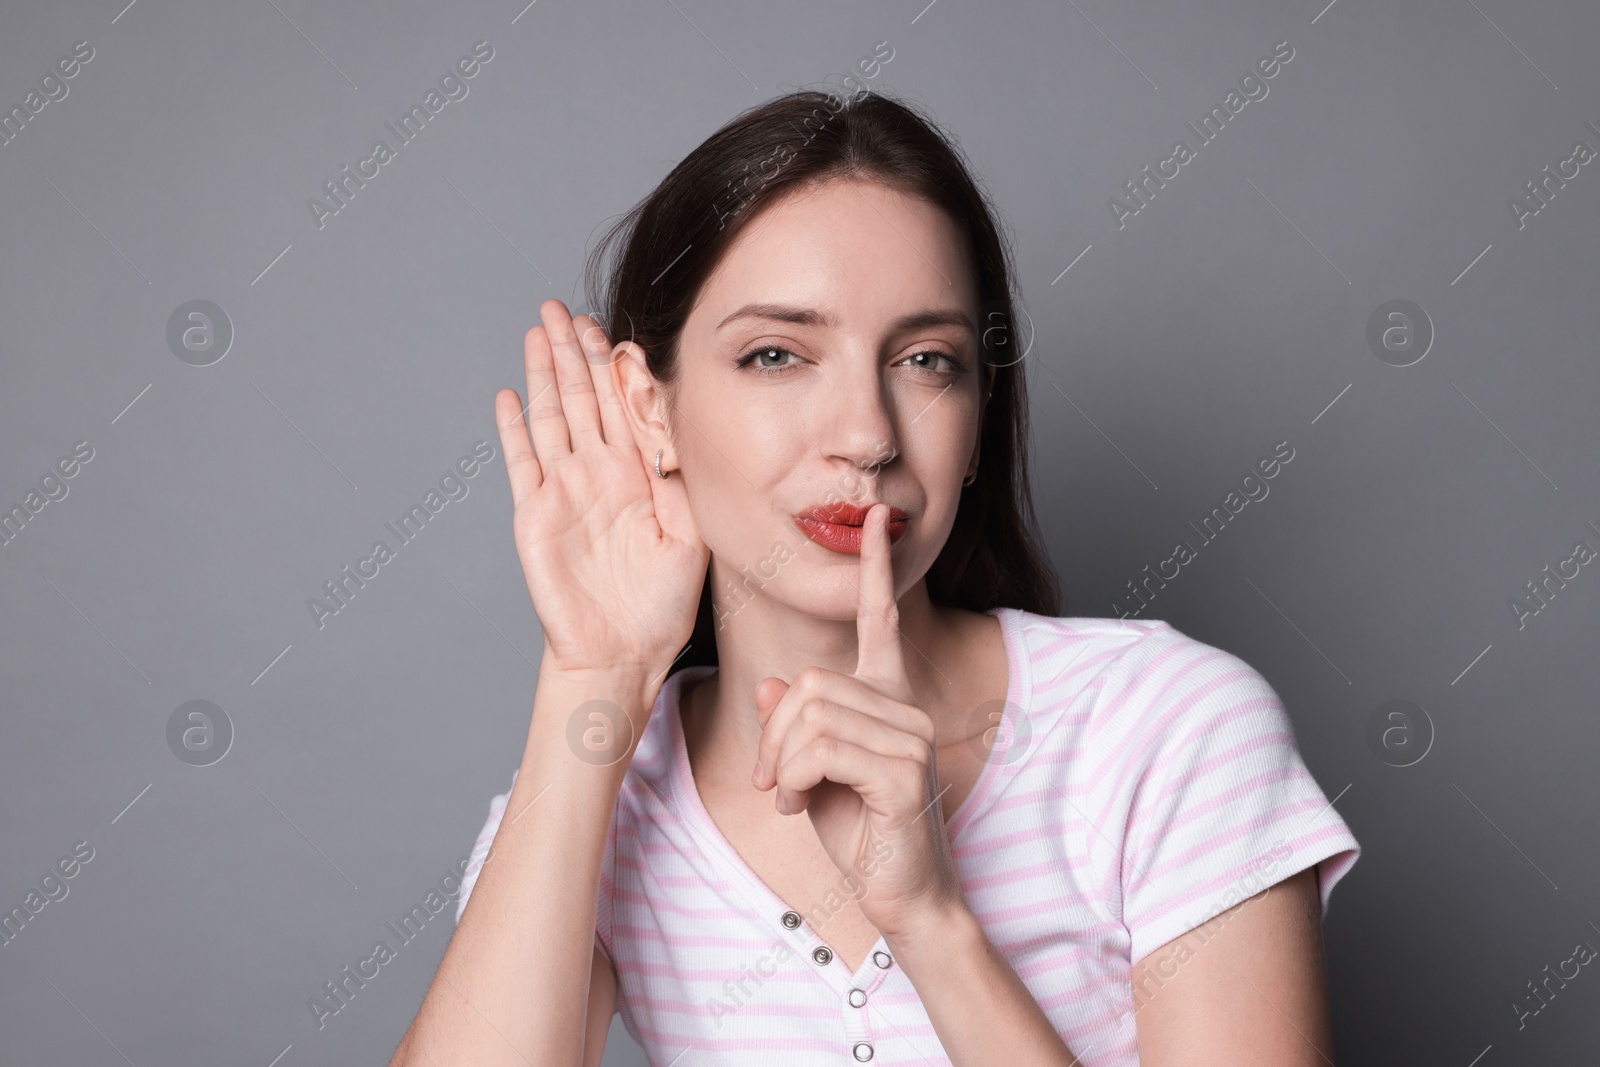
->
[656, 176, 988, 621]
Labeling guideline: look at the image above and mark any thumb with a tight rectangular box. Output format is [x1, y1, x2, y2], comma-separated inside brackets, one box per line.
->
[755, 677, 788, 726]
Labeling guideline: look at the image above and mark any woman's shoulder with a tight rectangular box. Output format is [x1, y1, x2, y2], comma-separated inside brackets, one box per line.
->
[987, 604, 1169, 639]
[997, 606, 1253, 670]
[993, 608, 1287, 736]
[990, 605, 1181, 672]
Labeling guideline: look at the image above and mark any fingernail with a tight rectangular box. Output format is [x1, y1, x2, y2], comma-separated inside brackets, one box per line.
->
[753, 759, 764, 785]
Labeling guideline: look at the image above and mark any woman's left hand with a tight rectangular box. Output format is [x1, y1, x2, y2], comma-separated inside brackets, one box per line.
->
[751, 503, 967, 943]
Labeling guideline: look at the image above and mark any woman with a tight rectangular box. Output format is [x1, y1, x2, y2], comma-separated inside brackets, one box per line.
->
[392, 88, 1359, 1066]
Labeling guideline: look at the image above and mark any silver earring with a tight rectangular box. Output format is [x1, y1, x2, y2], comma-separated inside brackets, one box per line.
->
[655, 448, 669, 479]
[962, 470, 977, 487]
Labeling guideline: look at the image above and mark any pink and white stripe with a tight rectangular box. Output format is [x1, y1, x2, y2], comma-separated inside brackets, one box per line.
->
[457, 607, 1360, 1065]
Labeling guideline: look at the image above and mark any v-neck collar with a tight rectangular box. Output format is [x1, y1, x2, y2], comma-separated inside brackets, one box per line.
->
[660, 606, 1032, 993]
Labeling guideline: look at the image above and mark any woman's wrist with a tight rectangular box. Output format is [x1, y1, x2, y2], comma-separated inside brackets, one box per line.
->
[538, 645, 674, 697]
[540, 642, 680, 686]
[881, 894, 981, 972]
[526, 656, 668, 766]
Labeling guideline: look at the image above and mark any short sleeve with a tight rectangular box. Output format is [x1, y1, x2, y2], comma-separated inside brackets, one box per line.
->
[453, 769, 619, 969]
[455, 770, 516, 925]
[1084, 626, 1360, 965]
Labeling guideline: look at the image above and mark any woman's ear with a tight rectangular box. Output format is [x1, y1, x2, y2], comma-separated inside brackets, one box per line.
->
[612, 340, 674, 460]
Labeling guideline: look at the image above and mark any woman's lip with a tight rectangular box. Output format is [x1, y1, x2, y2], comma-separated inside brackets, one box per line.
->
[793, 514, 908, 554]
[796, 502, 909, 525]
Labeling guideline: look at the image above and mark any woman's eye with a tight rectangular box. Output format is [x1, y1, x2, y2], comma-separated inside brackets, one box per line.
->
[902, 349, 961, 374]
[737, 346, 801, 375]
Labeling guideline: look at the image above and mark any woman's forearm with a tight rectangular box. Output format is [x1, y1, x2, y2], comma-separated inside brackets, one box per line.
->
[888, 902, 1082, 1066]
[392, 661, 658, 1067]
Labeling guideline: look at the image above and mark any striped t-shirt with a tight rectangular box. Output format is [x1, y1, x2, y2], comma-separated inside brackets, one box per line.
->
[455, 606, 1360, 1065]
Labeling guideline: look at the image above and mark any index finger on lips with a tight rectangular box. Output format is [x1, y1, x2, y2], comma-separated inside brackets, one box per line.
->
[855, 503, 910, 695]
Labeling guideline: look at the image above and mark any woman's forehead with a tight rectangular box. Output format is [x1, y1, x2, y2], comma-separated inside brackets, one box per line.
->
[689, 181, 979, 336]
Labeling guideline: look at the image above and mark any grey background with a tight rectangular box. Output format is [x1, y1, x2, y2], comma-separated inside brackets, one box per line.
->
[1, 0, 1596, 1063]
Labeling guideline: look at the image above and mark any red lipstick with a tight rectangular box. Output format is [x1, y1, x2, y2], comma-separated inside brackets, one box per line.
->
[793, 502, 908, 554]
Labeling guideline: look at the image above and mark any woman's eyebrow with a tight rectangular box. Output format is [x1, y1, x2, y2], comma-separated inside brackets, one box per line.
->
[716, 302, 976, 336]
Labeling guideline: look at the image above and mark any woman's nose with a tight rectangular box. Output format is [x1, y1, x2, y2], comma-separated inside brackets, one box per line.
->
[824, 363, 899, 471]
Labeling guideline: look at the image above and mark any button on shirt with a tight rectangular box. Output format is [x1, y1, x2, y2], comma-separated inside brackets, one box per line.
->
[456, 607, 1361, 1065]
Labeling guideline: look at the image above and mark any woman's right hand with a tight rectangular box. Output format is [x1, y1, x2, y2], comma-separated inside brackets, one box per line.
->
[494, 299, 709, 682]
